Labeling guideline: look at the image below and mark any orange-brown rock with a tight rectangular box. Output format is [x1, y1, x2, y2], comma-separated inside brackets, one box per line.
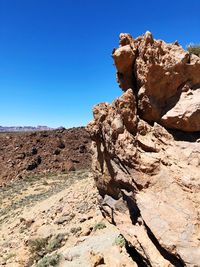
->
[87, 33, 200, 266]
[112, 31, 200, 132]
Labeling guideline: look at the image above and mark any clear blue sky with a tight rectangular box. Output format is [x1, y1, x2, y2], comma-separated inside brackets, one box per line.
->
[0, 0, 200, 128]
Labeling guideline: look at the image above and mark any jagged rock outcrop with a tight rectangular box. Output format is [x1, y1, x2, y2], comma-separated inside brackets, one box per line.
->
[113, 31, 200, 132]
[87, 32, 200, 266]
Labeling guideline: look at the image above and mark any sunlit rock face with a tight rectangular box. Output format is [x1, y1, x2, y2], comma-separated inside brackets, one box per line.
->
[87, 32, 200, 266]
[113, 31, 200, 132]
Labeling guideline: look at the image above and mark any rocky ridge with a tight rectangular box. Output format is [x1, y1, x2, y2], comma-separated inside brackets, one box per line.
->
[87, 32, 200, 266]
[0, 126, 53, 133]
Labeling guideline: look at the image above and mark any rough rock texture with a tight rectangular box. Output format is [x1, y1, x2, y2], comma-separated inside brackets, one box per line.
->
[87, 33, 200, 266]
[112, 32, 200, 132]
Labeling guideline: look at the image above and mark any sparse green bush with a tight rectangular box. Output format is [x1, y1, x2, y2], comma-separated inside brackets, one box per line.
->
[36, 253, 61, 267]
[28, 234, 65, 265]
[46, 233, 65, 252]
[93, 222, 106, 231]
[187, 44, 200, 57]
[29, 237, 48, 256]
[70, 226, 82, 234]
[113, 235, 126, 247]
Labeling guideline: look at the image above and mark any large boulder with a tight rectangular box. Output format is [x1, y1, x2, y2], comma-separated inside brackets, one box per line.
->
[87, 33, 200, 266]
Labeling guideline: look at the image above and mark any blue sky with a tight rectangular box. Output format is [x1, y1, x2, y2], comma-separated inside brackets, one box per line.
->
[0, 0, 200, 127]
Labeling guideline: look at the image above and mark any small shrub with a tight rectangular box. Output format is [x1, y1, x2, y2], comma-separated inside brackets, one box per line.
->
[70, 226, 82, 234]
[113, 235, 126, 247]
[36, 253, 61, 267]
[187, 44, 200, 57]
[28, 234, 66, 265]
[4, 252, 16, 261]
[93, 222, 106, 231]
[28, 237, 48, 266]
[29, 237, 48, 255]
[46, 233, 65, 252]
[42, 180, 49, 186]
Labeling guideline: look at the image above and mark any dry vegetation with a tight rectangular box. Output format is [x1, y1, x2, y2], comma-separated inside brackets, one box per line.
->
[187, 44, 200, 56]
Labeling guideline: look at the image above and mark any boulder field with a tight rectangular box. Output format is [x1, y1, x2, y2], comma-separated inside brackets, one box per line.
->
[87, 32, 200, 266]
[0, 127, 91, 185]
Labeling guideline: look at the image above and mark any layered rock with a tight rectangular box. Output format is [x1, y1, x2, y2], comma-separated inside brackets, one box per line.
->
[87, 33, 200, 266]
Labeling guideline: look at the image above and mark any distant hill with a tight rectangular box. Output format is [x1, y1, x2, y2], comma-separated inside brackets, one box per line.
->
[0, 125, 54, 132]
[0, 127, 91, 185]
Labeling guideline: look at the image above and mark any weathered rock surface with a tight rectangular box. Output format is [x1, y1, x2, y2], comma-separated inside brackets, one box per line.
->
[112, 31, 200, 132]
[87, 33, 200, 266]
[161, 87, 200, 131]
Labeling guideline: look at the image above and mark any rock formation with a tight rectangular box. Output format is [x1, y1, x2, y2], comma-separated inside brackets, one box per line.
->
[113, 31, 200, 132]
[87, 32, 200, 266]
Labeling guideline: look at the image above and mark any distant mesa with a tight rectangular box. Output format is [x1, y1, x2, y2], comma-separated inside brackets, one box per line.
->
[0, 125, 54, 132]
